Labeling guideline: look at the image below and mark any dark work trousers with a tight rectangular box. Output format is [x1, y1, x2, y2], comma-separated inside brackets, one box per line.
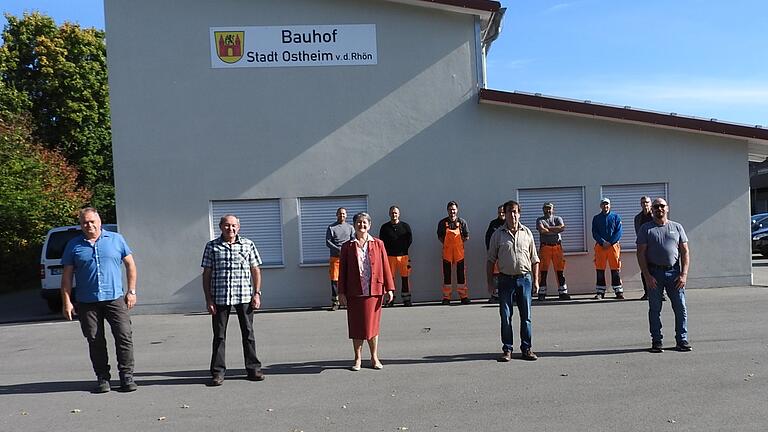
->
[210, 303, 261, 377]
[77, 298, 135, 380]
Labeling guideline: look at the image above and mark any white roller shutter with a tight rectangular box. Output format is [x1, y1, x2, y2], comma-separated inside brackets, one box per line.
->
[210, 199, 284, 266]
[518, 187, 586, 253]
[299, 196, 368, 264]
[600, 183, 667, 250]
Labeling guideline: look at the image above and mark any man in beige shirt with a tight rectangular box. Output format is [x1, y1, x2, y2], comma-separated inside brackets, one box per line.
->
[487, 200, 540, 362]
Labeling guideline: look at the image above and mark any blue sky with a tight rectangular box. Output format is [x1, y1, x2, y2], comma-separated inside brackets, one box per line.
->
[3, 0, 767, 126]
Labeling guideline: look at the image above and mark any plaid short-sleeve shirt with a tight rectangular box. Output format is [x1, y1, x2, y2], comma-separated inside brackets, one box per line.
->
[201, 235, 262, 305]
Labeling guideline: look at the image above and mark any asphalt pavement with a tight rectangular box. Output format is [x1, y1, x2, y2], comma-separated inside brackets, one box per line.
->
[2, 284, 767, 432]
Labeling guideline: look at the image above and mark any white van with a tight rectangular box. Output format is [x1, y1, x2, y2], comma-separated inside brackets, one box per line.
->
[39, 224, 118, 312]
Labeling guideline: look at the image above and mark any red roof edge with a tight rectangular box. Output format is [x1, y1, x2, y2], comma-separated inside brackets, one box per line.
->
[416, 0, 501, 12]
[479, 88, 768, 142]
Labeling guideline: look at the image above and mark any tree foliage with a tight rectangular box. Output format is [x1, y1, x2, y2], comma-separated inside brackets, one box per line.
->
[0, 84, 92, 289]
[0, 12, 114, 220]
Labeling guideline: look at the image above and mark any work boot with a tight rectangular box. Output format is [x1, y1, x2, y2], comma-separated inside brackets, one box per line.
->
[119, 374, 137, 392]
[93, 377, 111, 394]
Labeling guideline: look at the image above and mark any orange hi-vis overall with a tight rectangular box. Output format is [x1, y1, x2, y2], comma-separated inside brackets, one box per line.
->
[442, 221, 468, 300]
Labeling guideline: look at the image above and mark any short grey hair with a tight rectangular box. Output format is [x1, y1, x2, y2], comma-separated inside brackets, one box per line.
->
[353, 212, 371, 224]
[78, 207, 100, 222]
[219, 214, 240, 226]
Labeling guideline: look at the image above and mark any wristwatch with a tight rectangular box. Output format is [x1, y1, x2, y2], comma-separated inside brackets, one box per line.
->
[127, 290, 136, 295]
[253, 291, 262, 296]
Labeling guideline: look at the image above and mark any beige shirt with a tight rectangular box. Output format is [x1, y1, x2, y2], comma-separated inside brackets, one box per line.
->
[487, 223, 540, 275]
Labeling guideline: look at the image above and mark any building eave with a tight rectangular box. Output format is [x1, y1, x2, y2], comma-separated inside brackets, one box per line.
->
[479, 88, 768, 162]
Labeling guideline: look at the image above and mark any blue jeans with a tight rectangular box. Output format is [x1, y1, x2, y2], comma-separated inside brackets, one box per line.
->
[648, 267, 688, 344]
[498, 273, 533, 352]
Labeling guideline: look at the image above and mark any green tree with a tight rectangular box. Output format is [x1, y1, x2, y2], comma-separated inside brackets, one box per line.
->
[0, 12, 114, 220]
[0, 83, 92, 290]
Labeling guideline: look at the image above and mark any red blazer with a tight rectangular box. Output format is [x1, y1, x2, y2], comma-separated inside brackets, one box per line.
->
[338, 237, 395, 297]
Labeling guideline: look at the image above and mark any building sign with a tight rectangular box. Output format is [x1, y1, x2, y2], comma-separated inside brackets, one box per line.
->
[210, 24, 377, 68]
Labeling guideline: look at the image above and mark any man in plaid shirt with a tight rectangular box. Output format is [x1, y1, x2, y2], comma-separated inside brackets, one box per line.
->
[202, 214, 264, 386]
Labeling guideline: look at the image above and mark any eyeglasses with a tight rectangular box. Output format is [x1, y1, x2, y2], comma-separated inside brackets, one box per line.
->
[652, 204, 666, 209]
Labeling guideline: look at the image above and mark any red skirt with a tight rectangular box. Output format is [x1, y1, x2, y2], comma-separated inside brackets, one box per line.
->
[346, 295, 383, 340]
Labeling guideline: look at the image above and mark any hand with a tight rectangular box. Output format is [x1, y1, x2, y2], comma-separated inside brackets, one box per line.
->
[206, 302, 217, 315]
[532, 281, 539, 296]
[676, 273, 687, 289]
[251, 293, 261, 310]
[339, 294, 347, 306]
[487, 282, 496, 295]
[62, 300, 75, 321]
[125, 292, 136, 309]
[385, 291, 394, 303]
[644, 273, 658, 289]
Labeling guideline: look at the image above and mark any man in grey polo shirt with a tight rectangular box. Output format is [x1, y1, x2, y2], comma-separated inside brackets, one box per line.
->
[487, 200, 540, 362]
[636, 198, 691, 353]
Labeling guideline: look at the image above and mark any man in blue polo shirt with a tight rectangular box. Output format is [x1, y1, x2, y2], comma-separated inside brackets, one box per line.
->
[61, 207, 138, 393]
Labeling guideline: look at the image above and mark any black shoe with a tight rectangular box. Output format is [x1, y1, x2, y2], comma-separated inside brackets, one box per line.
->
[460, 297, 471, 305]
[386, 300, 396, 308]
[521, 349, 538, 361]
[640, 294, 648, 300]
[676, 341, 692, 352]
[650, 342, 664, 353]
[403, 300, 412, 307]
[93, 377, 111, 393]
[119, 375, 137, 392]
[247, 370, 265, 381]
[441, 299, 451, 305]
[488, 296, 499, 304]
[537, 294, 546, 301]
[558, 293, 571, 300]
[593, 293, 605, 300]
[615, 293, 625, 300]
[208, 375, 224, 386]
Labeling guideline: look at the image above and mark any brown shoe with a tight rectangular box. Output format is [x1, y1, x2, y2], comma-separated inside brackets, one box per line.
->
[521, 349, 538, 361]
[247, 370, 265, 381]
[497, 351, 512, 362]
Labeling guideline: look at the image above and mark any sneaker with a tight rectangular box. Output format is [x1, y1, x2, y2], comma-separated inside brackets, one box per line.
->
[615, 293, 625, 300]
[208, 375, 224, 386]
[593, 293, 605, 300]
[497, 351, 512, 362]
[460, 297, 471, 305]
[93, 377, 111, 393]
[247, 370, 265, 381]
[330, 303, 339, 311]
[441, 299, 451, 305]
[558, 293, 571, 300]
[650, 342, 664, 353]
[119, 375, 138, 392]
[521, 349, 538, 361]
[537, 294, 546, 301]
[676, 341, 692, 352]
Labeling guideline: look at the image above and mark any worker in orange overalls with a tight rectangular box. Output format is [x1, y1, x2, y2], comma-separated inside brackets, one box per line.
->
[437, 201, 470, 305]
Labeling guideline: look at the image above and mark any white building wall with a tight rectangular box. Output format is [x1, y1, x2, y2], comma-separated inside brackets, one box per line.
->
[106, 0, 752, 313]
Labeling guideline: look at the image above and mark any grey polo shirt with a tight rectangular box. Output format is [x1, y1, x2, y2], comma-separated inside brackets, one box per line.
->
[487, 223, 540, 275]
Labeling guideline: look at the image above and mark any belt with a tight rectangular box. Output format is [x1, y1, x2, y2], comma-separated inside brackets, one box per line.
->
[541, 242, 561, 246]
[648, 263, 675, 271]
[500, 273, 526, 279]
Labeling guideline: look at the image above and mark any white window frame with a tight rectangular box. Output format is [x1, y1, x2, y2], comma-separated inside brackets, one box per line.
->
[209, 199, 284, 267]
[298, 195, 368, 265]
[517, 187, 587, 253]
[600, 183, 668, 251]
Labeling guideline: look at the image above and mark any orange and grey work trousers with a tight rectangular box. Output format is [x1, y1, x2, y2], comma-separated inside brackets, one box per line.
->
[593, 242, 623, 294]
[387, 255, 412, 302]
[539, 243, 568, 295]
[329, 256, 340, 304]
[441, 223, 468, 300]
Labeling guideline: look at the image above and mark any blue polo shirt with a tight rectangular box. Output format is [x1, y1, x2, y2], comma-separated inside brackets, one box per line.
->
[62, 231, 133, 303]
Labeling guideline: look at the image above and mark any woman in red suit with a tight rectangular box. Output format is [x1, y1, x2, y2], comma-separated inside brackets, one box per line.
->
[339, 212, 395, 371]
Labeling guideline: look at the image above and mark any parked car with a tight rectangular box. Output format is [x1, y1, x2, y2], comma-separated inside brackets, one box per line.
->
[752, 226, 768, 257]
[39, 224, 118, 312]
[752, 213, 768, 232]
